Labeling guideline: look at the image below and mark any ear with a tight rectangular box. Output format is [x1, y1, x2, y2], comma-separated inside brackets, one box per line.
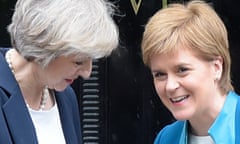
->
[212, 56, 223, 81]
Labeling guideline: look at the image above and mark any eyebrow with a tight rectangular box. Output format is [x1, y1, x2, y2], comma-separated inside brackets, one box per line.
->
[151, 63, 191, 72]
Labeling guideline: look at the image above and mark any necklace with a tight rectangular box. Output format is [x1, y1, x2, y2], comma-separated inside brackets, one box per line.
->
[40, 86, 49, 110]
[5, 49, 49, 111]
[5, 49, 15, 74]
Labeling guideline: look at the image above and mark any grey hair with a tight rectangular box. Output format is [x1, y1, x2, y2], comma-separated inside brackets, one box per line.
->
[8, 0, 119, 67]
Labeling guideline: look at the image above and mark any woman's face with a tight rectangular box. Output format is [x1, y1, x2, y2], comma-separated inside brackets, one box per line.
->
[150, 46, 222, 120]
[41, 54, 92, 91]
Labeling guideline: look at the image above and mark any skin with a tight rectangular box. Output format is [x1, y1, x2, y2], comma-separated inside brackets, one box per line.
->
[42, 54, 92, 91]
[10, 49, 92, 110]
[149, 45, 226, 136]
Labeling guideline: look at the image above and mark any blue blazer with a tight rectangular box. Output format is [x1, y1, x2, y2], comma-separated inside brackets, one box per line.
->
[0, 48, 82, 144]
[154, 91, 240, 144]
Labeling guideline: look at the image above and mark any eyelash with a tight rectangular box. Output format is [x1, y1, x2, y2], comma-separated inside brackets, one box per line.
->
[74, 61, 83, 66]
[153, 72, 165, 78]
[152, 67, 189, 80]
[177, 67, 188, 73]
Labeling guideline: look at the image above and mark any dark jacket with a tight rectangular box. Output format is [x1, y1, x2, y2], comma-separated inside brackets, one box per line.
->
[0, 48, 82, 144]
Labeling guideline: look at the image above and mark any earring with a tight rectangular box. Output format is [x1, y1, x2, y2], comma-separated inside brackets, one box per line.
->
[215, 71, 221, 81]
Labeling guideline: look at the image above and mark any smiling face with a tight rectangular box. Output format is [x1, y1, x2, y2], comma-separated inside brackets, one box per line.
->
[150, 46, 223, 120]
[40, 54, 92, 91]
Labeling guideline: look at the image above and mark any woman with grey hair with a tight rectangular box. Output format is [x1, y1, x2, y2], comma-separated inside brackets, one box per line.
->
[142, 0, 239, 143]
[0, 0, 118, 143]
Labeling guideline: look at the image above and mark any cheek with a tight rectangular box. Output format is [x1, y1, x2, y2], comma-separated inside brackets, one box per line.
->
[61, 66, 76, 75]
[185, 73, 212, 90]
[154, 80, 165, 96]
[154, 81, 171, 107]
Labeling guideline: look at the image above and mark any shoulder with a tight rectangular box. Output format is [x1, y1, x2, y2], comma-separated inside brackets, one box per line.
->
[61, 86, 77, 98]
[154, 121, 184, 144]
[55, 86, 82, 143]
[62, 86, 76, 96]
[55, 86, 80, 119]
[0, 48, 8, 62]
[228, 91, 240, 98]
[55, 86, 78, 107]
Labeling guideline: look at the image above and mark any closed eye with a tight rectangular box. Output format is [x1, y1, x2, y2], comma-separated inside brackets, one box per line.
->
[74, 61, 84, 66]
[152, 71, 167, 81]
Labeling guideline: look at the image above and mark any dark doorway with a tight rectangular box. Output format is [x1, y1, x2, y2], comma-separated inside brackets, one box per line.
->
[1, 0, 239, 144]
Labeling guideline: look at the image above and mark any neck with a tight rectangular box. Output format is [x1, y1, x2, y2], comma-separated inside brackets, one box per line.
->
[5, 49, 53, 110]
[189, 92, 226, 136]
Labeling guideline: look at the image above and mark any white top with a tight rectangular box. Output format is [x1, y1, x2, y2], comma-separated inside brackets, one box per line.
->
[28, 104, 66, 144]
[189, 133, 215, 144]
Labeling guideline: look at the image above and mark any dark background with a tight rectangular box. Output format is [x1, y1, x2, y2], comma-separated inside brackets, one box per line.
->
[1, 0, 239, 143]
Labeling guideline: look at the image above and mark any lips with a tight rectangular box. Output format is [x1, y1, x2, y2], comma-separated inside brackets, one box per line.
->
[170, 95, 189, 103]
[65, 79, 74, 84]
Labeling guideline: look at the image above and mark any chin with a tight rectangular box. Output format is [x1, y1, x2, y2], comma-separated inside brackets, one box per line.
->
[172, 112, 191, 121]
[174, 117, 188, 121]
[53, 85, 68, 92]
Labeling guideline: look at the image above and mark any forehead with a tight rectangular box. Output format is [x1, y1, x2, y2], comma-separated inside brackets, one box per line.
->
[51, 53, 90, 64]
[67, 52, 91, 60]
[150, 47, 200, 68]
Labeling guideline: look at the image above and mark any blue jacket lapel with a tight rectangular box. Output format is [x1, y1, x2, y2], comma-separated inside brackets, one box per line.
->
[3, 89, 38, 144]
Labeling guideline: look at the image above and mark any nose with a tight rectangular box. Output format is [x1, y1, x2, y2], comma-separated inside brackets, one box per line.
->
[78, 59, 93, 79]
[165, 75, 180, 92]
